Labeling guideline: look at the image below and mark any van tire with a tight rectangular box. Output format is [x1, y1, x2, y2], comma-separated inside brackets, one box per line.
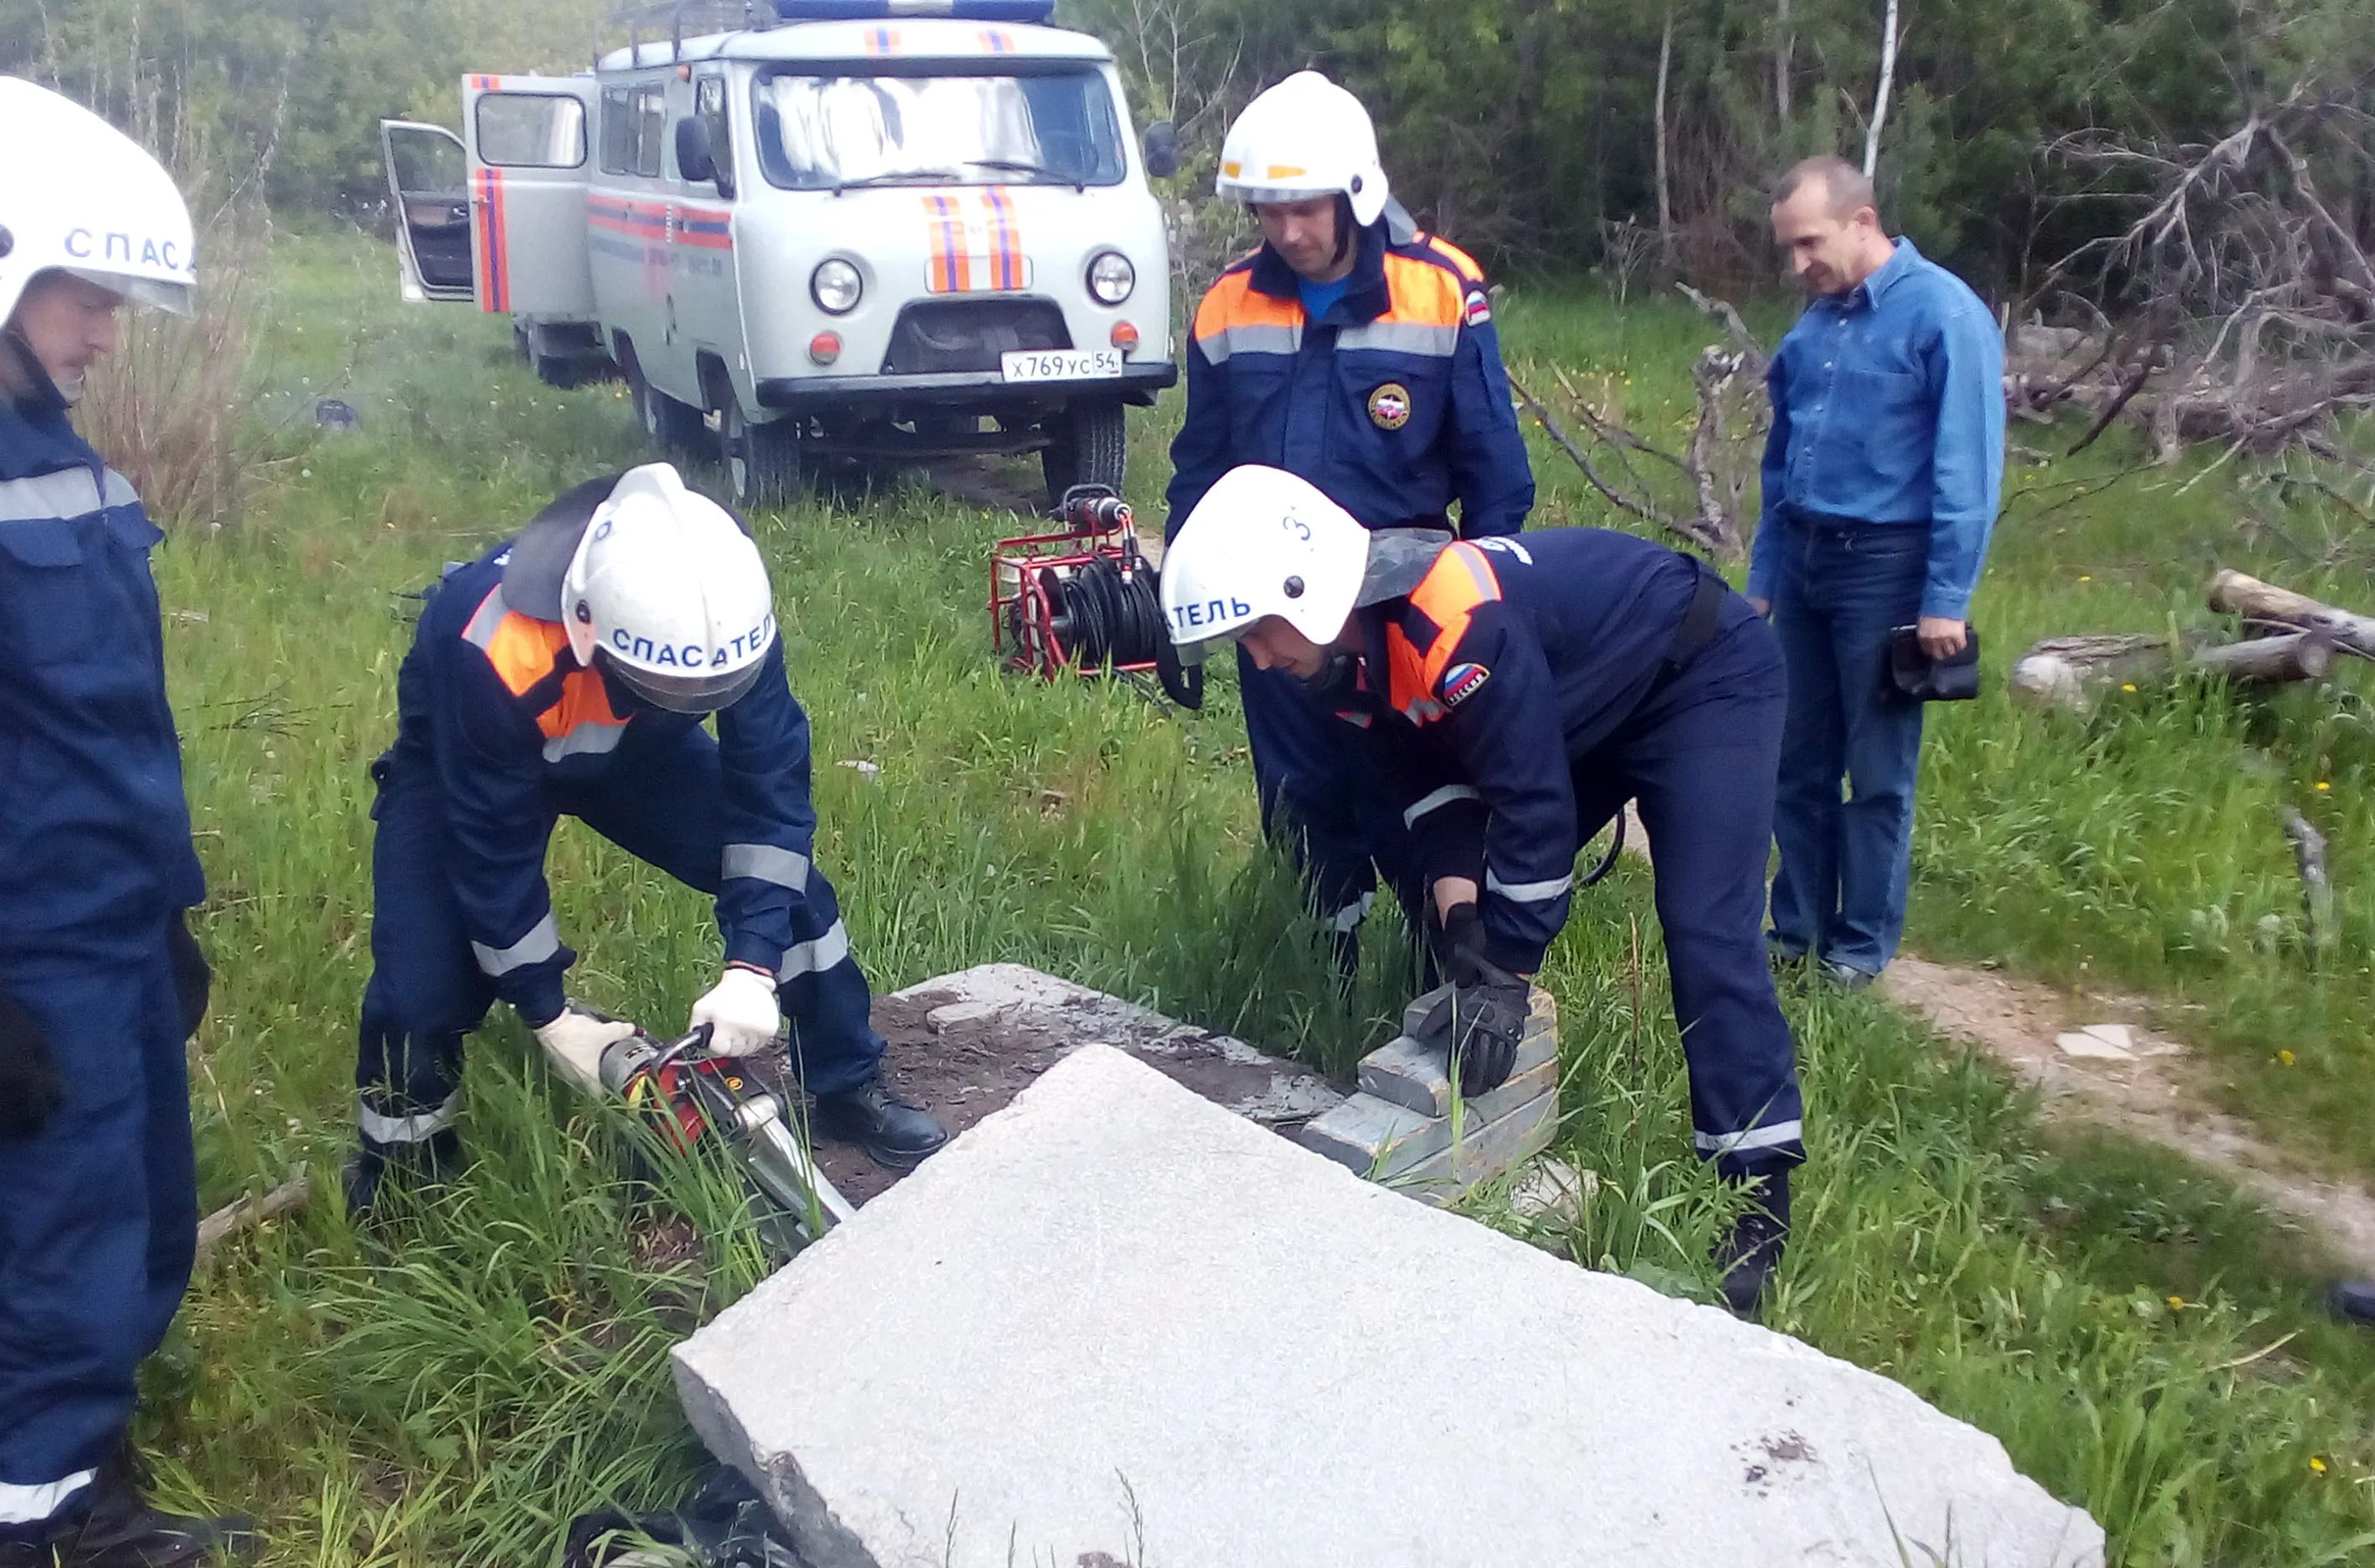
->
[1041, 400, 1127, 508]
[721, 394, 803, 508]
[533, 353, 585, 389]
[627, 353, 708, 455]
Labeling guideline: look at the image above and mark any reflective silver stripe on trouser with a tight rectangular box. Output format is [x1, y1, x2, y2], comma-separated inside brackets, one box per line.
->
[722, 843, 811, 890]
[776, 919, 851, 981]
[0, 467, 135, 523]
[0, 1470, 99, 1525]
[1335, 321, 1461, 357]
[1403, 784, 1481, 829]
[358, 1091, 462, 1146]
[471, 912, 560, 976]
[1696, 1120, 1804, 1158]
[1330, 892, 1376, 934]
[1194, 324, 1302, 366]
[1485, 868, 1575, 903]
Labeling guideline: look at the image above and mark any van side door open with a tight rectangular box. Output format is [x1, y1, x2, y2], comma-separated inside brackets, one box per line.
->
[462, 76, 601, 321]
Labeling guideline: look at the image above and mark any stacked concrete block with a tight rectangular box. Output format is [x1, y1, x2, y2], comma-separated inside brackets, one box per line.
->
[1296, 983, 1561, 1204]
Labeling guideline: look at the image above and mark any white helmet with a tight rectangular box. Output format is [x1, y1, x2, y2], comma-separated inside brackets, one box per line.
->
[1162, 465, 1371, 662]
[0, 77, 196, 324]
[1216, 71, 1391, 228]
[561, 464, 777, 714]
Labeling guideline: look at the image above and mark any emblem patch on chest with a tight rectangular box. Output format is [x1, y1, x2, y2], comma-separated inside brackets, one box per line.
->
[1440, 661, 1491, 707]
[1368, 382, 1412, 430]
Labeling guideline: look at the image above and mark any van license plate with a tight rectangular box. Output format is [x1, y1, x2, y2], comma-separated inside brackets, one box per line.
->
[1000, 349, 1124, 382]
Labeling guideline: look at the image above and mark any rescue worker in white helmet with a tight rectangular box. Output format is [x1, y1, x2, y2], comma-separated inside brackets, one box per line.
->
[1167, 70, 1536, 973]
[345, 462, 948, 1213]
[1164, 467, 1804, 1317]
[0, 77, 258, 1564]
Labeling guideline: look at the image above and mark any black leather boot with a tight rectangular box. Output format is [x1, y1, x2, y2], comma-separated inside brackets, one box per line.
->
[0, 1465, 256, 1567]
[339, 1128, 463, 1220]
[1717, 1169, 1791, 1319]
[811, 1081, 947, 1172]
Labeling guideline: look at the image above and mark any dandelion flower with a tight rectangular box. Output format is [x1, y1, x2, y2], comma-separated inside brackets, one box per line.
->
[2166, 1295, 2185, 1311]
[2310, 1457, 2328, 1474]
[2121, 683, 2137, 693]
[2315, 781, 2331, 792]
[2279, 1050, 2297, 1066]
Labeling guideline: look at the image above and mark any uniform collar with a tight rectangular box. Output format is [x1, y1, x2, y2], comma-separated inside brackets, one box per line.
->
[0, 389, 100, 482]
[1248, 219, 1391, 325]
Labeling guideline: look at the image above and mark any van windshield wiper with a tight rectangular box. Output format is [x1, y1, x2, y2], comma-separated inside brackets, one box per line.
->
[830, 168, 968, 193]
[967, 158, 1084, 189]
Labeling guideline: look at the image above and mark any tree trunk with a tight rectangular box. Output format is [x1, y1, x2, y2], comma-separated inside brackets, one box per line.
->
[1774, 0, 1793, 126]
[1654, 12, 1675, 252]
[2010, 630, 2335, 712]
[2207, 570, 2375, 658]
[1863, 0, 1901, 178]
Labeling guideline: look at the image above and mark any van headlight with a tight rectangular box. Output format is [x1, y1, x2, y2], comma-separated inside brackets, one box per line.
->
[811, 259, 862, 315]
[1087, 250, 1135, 306]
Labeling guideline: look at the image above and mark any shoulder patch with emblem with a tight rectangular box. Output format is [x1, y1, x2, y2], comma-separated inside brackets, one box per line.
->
[1368, 382, 1412, 431]
[1464, 287, 1492, 327]
[1440, 661, 1491, 708]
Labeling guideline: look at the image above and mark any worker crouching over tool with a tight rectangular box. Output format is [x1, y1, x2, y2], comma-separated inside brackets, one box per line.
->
[1164, 465, 1805, 1316]
[346, 463, 947, 1215]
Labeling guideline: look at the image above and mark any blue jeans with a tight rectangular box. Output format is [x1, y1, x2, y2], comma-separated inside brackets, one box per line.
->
[1766, 515, 1929, 975]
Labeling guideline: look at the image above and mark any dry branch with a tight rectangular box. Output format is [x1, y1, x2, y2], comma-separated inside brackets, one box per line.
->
[2281, 807, 2337, 956]
[2207, 570, 2375, 658]
[194, 1168, 310, 1266]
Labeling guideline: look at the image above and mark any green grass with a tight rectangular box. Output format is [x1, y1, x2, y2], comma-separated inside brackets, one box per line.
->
[135, 230, 2375, 1562]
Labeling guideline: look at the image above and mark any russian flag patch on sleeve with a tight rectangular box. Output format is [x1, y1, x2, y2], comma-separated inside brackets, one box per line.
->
[1464, 288, 1492, 327]
[1440, 662, 1492, 708]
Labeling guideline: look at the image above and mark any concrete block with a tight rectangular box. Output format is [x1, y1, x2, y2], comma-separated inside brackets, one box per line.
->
[674, 1044, 2104, 1568]
[1364, 985, 1559, 1117]
[1297, 1053, 1557, 1179]
[1385, 1085, 1562, 1205]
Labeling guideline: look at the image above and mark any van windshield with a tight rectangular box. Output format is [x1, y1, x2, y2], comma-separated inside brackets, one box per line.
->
[751, 70, 1126, 190]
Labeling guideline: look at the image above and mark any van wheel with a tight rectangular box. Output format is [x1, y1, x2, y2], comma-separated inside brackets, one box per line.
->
[629, 358, 709, 455]
[533, 353, 584, 389]
[1041, 400, 1128, 508]
[721, 394, 803, 508]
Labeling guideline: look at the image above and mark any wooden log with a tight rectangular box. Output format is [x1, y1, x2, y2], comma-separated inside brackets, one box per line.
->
[2208, 570, 2375, 658]
[194, 1168, 310, 1266]
[2011, 630, 2334, 711]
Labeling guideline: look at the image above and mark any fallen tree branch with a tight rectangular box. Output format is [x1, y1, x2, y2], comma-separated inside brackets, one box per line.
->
[195, 1168, 311, 1266]
[2281, 807, 2336, 956]
[2009, 629, 2334, 711]
[2208, 569, 2375, 659]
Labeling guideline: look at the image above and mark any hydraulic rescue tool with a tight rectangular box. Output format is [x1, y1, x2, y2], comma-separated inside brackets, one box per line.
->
[989, 484, 1203, 706]
[598, 1024, 857, 1254]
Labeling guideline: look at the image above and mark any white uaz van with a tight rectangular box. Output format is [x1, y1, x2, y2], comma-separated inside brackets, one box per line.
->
[381, 0, 1179, 508]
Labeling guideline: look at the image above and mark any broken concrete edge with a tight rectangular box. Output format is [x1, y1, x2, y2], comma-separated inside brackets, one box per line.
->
[891, 962, 1343, 1126]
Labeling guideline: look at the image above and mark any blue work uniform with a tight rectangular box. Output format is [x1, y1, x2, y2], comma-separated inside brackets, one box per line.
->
[354, 528, 883, 1161]
[0, 391, 204, 1526]
[1748, 238, 2005, 975]
[1337, 529, 1803, 1179]
[1166, 217, 1535, 946]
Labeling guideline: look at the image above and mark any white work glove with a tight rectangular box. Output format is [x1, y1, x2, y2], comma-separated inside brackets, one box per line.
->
[691, 965, 782, 1058]
[534, 1003, 641, 1098]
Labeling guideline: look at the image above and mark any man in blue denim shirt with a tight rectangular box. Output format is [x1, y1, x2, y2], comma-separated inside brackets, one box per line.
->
[1747, 156, 2004, 987]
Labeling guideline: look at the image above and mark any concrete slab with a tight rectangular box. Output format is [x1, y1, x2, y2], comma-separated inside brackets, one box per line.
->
[674, 1044, 2104, 1568]
[1360, 988, 1559, 1117]
[1297, 1054, 1557, 1178]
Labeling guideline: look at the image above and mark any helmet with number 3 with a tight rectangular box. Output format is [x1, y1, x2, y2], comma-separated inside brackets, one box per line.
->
[1160, 464, 1371, 661]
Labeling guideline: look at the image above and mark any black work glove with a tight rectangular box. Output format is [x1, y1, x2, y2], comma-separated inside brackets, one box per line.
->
[0, 987, 65, 1141]
[1428, 904, 1532, 1097]
[168, 910, 212, 1041]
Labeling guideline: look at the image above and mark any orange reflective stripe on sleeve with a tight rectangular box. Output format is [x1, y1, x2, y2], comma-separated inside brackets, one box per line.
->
[1192, 269, 1304, 364]
[539, 669, 627, 760]
[1386, 543, 1502, 720]
[1420, 235, 1486, 286]
[460, 590, 630, 760]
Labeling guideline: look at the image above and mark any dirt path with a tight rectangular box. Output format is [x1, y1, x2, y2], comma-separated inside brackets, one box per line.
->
[1613, 803, 2375, 1272]
[1877, 957, 2375, 1274]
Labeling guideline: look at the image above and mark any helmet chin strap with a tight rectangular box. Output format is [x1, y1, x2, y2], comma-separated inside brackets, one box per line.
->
[0, 322, 75, 410]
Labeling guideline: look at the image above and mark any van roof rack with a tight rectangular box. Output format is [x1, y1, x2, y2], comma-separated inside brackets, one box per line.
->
[602, 0, 1054, 65]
